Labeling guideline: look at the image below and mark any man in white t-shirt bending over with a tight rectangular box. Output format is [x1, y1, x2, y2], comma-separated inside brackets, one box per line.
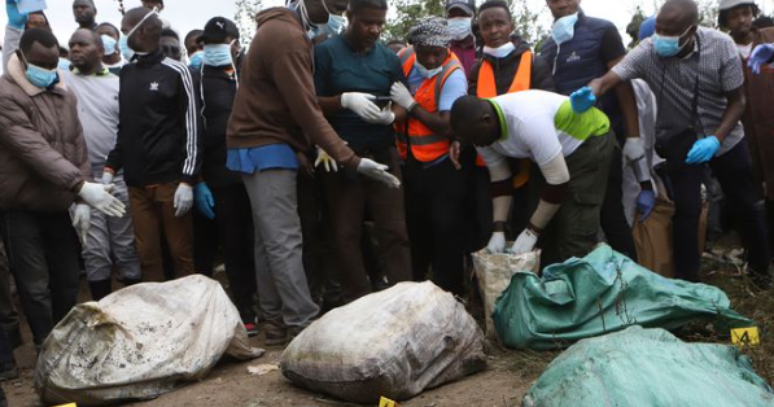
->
[450, 90, 616, 264]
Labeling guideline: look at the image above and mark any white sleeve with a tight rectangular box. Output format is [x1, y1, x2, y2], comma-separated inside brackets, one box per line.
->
[477, 146, 511, 182]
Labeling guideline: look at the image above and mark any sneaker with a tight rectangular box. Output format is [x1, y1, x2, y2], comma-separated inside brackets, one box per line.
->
[0, 362, 18, 382]
[244, 322, 259, 338]
[264, 322, 287, 346]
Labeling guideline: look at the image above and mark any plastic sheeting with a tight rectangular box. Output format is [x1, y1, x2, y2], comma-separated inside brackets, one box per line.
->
[523, 326, 774, 407]
[281, 282, 487, 403]
[35, 275, 264, 406]
[493, 244, 752, 350]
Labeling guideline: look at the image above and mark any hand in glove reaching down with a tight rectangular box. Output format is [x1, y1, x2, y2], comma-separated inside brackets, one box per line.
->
[510, 228, 539, 255]
[487, 232, 506, 254]
[315, 147, 338, 173]
[356, 159, 401, 189]
[78, 182, 125, 217]
[72, 204, 91, 245]
[173, 183, 194, 218]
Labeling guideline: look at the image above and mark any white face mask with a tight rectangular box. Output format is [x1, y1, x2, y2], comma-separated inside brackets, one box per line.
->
[551, 12, 579, 45]
[483, 42, 516, 59]
[416, 62, 443, 79]
[448, 17, 472, 41]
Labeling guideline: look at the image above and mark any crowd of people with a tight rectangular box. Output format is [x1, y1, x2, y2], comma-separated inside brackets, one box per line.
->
[0, 0, 773, 404]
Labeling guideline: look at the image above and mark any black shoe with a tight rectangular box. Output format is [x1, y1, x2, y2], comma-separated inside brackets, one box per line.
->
[0, 362, 18, 382]
[89, 279, 112, 301]
[122, 278, 143, 287]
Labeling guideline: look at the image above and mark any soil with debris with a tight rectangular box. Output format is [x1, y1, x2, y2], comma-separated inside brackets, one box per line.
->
[4, 238, 772, 407]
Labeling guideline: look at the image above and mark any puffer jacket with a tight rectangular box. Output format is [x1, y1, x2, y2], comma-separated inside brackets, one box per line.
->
[0, 54, 91, 212]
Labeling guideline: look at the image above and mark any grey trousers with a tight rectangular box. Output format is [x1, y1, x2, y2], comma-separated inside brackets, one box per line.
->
[242, 169, 319, 329]
[83, 174, 141, 282]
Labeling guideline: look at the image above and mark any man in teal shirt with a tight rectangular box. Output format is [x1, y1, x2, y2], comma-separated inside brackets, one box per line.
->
[313, 0, 412, 302]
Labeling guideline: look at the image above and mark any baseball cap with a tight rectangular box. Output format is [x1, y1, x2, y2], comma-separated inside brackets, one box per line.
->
[199, 16, 240, 44]
[446, 0, 475, 16]
[719, 0, 756, 10]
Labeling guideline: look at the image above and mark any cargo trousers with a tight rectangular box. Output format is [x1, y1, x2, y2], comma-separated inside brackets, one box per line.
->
[536, 132, 615, 265]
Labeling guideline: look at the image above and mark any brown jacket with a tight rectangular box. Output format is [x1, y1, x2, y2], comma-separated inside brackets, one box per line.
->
[0, 54, 91, 212]
[741, 28, 774, 200]
[226, 8, 359, 170]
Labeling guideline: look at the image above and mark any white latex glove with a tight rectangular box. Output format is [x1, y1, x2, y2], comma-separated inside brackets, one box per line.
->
[362, 102, 396, 125]
[173, 183, 194, 217]
[356, 158, 401, 189]
[390, 82, 417, 111]
[101, 171, 114, 185]
[341, 93, 380, 120]
[72, 204, 91, 245]
[487, 232, 506, 254]
[622, 137, 646, 164]
[314, 146, 338, 172]
[510, 228, 539, 255]
[79, 182, 126, 217]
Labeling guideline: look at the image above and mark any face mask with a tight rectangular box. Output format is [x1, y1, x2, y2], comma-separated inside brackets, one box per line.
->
[102, 35, 117, 56]
[652, 26, 693, 58]
[483, 42, 516, 59]
[58, 58, 71, 71]
[415, 62, 443, 79]
[448, 17, 472, 41]
[203, 44, 232, 67]
[551, 12, 578, 45]
[119, 36, 134, 61]
[320, 0, 346, 35]
[20, 52, 57, 88]
[122, 9, 158, 58]
[189, 51, 204, 69]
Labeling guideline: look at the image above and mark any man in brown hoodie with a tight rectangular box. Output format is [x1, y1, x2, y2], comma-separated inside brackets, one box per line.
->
[227, 0, 399, 344]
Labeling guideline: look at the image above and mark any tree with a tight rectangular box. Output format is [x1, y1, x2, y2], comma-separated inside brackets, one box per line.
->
[235, 0, 264, 45]
[383, 0, 445, 42]
[508, 0, 550, 47]
[626, 6, 648, 48]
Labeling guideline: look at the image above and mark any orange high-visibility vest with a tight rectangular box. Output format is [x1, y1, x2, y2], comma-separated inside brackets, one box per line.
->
[395, 48, 461, 163]
[475, 50, 533, 187]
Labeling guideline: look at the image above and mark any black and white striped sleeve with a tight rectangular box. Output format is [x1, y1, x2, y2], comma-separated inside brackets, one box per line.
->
[162, 58, 201, 184]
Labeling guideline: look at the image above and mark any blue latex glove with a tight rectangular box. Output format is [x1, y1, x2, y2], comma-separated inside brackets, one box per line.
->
[6, 0, 27, 30]
[686, 136, 720, 165]
[570, 87, 596, 113]
[636, 189, 656, 222]
[748, 43, 774, 74]
[194, 182, 216, 220]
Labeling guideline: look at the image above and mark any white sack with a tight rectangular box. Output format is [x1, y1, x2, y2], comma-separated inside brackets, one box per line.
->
[280, 281, 487, 403]
[35, 275, 264, 406]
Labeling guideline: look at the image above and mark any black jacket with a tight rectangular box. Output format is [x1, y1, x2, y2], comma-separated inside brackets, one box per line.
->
[468, 35, 555, 96]
[106, 49, 201, 187]
[200, 64, 240, 188]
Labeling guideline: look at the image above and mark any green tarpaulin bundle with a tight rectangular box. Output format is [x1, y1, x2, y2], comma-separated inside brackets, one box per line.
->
[523, 326, 774, 407]
[493, 244, 752, 350]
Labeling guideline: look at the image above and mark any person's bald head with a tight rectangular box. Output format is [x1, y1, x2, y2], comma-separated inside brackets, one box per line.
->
[658, 0, 699, 30]
[122, 7, 162, 54]
[69, 28, 104, 73]
[450, 96, 501, 147]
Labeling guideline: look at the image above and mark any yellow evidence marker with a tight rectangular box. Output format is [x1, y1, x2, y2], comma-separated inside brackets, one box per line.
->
[731, 327, 761, 348]
[379, 397, 399, 407]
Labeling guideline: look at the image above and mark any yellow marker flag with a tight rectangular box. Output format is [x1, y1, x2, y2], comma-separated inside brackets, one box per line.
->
[731, 327, 760, 348]
[379, 397, 398, 407]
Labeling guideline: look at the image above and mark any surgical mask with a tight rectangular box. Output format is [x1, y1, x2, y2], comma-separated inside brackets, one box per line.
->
[652, 26, 693, 58]
[58, 58, 71, 71]
[415, 62, 443, 79]
[203, 44, 232, 67]
[20, 52, 57, 88]
[119, 36, 134, 61]
[101, 35, 117, 56]
[320, 0, 346, 35]
[189, 51, 204, 69]
[551, 12, 578, 45]
[121, 9, 158, 60]
[448, 17, 472, 41]
[483, 42, 516, 59]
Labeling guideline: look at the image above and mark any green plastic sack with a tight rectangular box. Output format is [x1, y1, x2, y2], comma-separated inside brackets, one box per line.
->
[523, 326, 774, 407]
[493, 244, 751, 350]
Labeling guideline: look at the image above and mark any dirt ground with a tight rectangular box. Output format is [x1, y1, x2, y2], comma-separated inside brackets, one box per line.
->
[3, 238, 773, 407]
